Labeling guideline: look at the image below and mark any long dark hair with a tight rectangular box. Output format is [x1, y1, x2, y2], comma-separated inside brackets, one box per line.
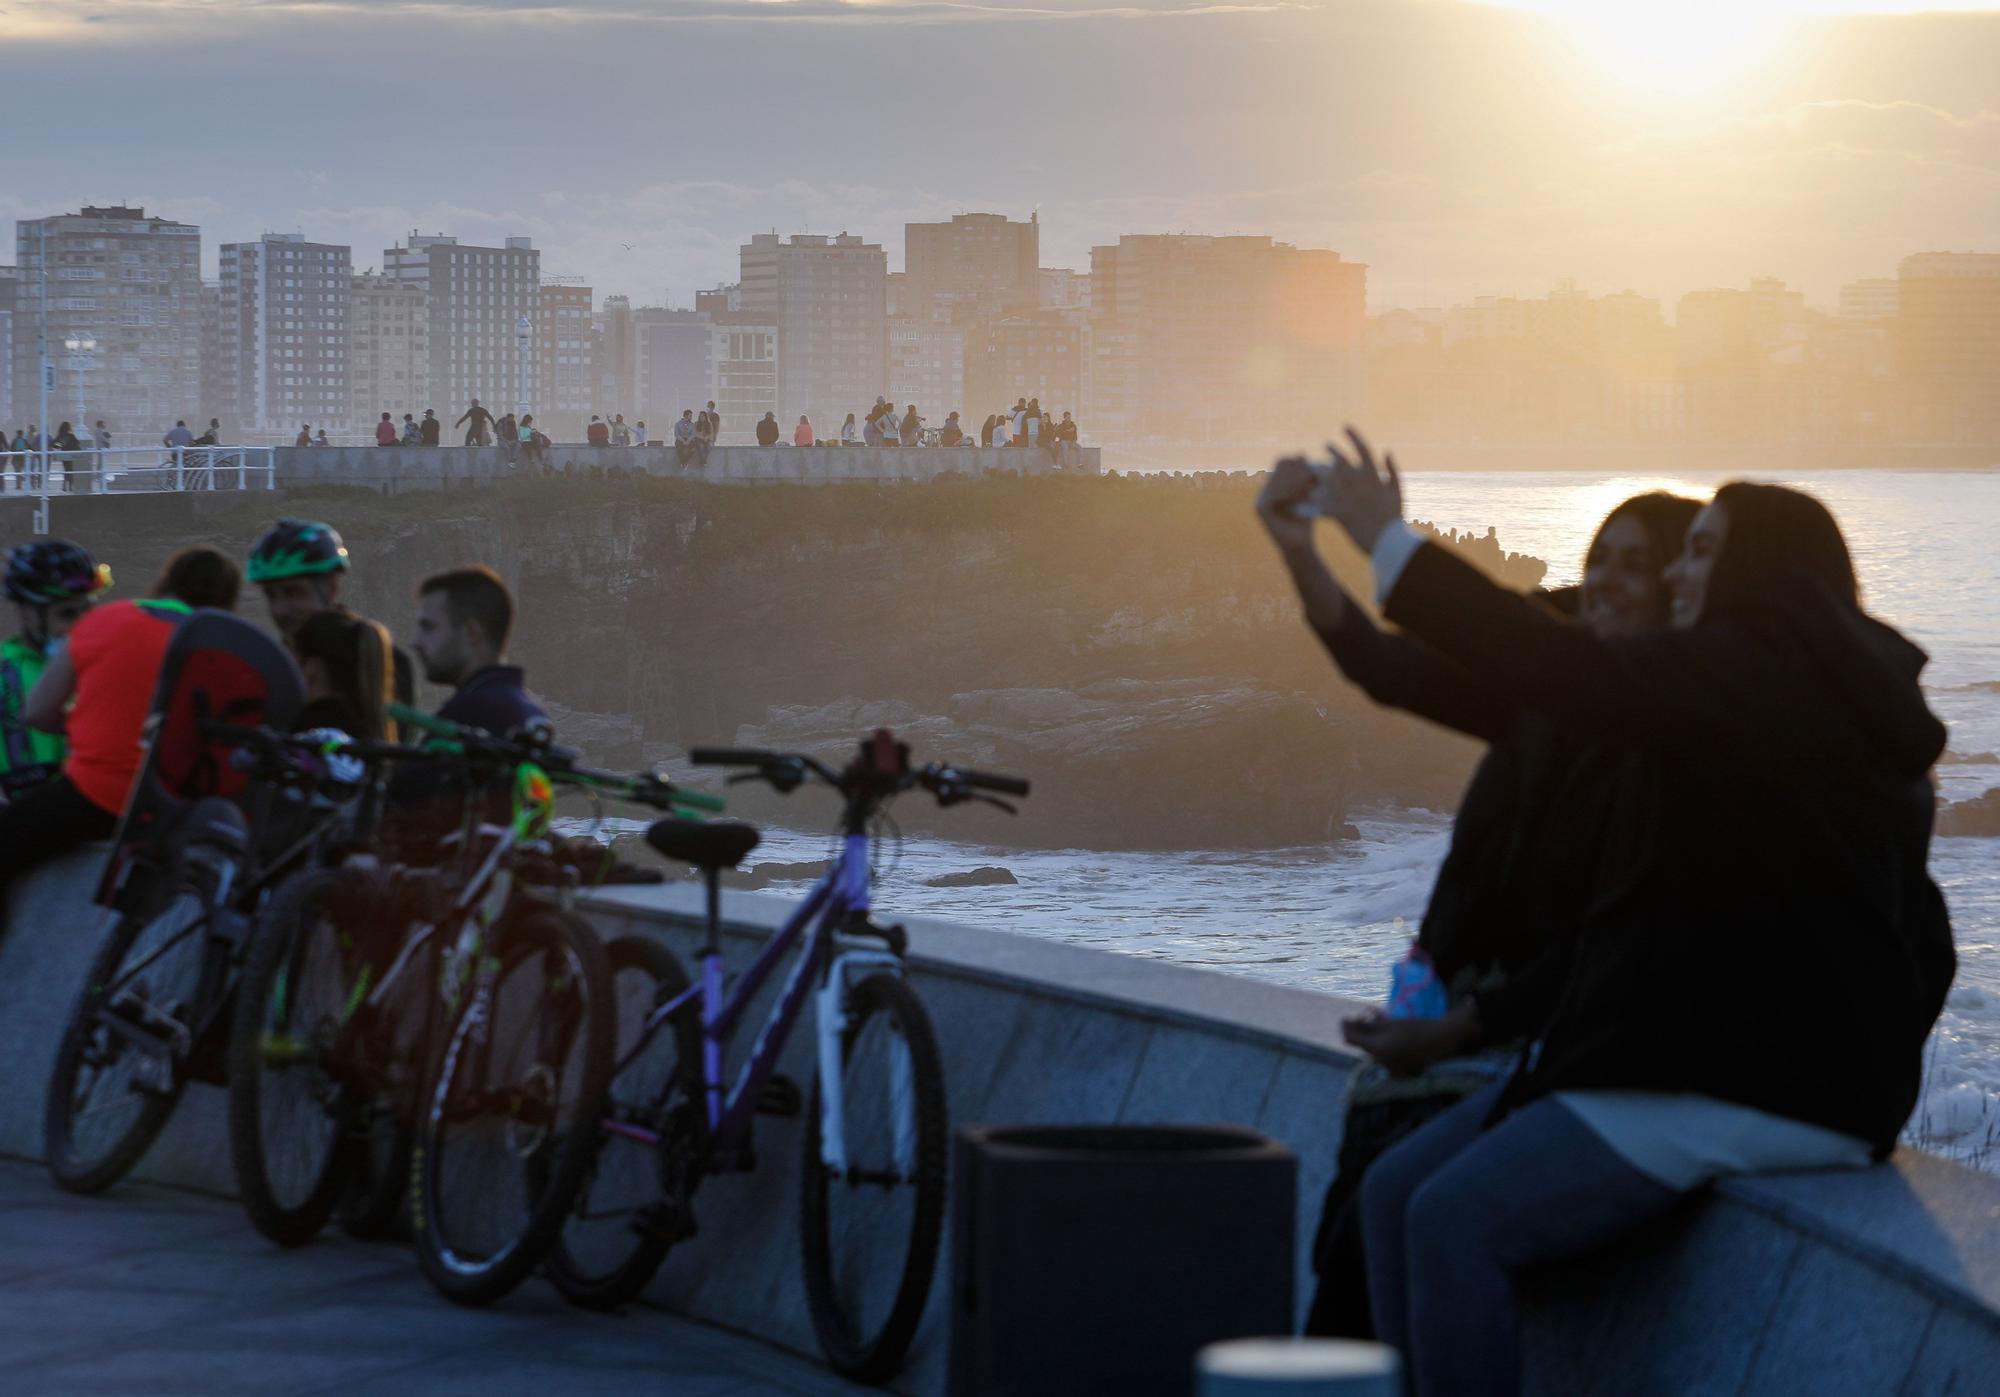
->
[1591, 491, 1702, 573]
[1705, 482, 1860, 615]
[294, 610, 394, 741]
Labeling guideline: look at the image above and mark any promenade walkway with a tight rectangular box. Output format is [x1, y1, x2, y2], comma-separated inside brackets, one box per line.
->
[0, 1158, 866, 1396]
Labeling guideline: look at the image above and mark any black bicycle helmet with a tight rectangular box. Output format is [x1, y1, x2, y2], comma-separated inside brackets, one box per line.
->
[248, 519, 349, 585]
[5, 540, 112, 606]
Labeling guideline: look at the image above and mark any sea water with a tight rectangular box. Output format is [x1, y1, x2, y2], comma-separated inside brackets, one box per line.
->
[592, 470, 2000, 1168]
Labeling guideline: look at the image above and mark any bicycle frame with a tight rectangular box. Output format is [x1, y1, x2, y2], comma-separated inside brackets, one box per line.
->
[613, 830, 904, 1176]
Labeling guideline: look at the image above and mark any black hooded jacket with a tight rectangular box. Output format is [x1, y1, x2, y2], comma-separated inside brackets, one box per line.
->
[1318, 593, 1607, 1003]
[1383, 541, 1954, 1154]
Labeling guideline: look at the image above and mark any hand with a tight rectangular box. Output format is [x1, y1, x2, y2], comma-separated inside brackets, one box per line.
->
[1341, 1001, 1477, 1076]
[1322, 426, 1404, 555]
[1256, 455, 1321, 553]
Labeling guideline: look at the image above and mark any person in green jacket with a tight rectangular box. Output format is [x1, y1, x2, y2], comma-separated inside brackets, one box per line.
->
[0, 540, 111, 799]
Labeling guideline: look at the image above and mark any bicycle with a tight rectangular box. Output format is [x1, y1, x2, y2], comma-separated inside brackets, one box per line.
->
[44, 713, 390, 1196]
[228, 712, 722, 1256]
[545, 728, 1029, 1383]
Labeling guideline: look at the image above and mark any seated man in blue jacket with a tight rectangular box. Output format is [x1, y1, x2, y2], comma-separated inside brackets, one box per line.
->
[388, 565, 548, 849]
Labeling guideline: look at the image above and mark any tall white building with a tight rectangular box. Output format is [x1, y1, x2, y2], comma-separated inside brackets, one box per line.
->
[217, 233, 353, 437]
[12, 206, 203, 439]
[384, 233, 539, 425]
[739, 232, 886, 431]
[350, 271, 430, 428]
[888, 319, 965, 422]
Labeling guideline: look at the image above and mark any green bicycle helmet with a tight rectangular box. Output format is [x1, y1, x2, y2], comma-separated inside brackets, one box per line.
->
[248, 519, 350, 585]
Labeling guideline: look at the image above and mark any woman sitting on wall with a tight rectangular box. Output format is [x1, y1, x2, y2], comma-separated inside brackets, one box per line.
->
[1312, 431, 1953, 1397]
[1256, 466, 1699, 1341]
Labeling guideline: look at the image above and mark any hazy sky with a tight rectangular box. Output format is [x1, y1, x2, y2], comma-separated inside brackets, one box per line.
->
[3, 0, 1995, 313]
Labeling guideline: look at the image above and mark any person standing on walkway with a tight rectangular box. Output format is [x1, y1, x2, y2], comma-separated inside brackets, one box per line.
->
[375, 412, 399, 447]
[702, 400, 721, 445]
[295, 425, 312, 447]
[611, 414, 632, 447]
[899, 404, 920, 447]
[163, 420, 194, 450]
[455, 398, 495, 447]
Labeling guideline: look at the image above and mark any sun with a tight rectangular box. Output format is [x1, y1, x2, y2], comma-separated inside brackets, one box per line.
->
[1490, 0, 1799, 102]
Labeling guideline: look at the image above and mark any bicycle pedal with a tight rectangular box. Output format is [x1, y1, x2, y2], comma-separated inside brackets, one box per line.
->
[757, 1074, 803, 1118]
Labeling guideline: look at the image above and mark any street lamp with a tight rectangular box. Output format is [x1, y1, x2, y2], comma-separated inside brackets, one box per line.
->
[515, 314, 532, 426]
[62, 337, 96, 440]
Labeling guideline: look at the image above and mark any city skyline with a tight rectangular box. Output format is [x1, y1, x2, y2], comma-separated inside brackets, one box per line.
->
[3, 2, 1995, 312]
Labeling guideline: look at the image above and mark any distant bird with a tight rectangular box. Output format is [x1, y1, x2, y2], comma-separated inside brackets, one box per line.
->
[620, 243, 636, 251]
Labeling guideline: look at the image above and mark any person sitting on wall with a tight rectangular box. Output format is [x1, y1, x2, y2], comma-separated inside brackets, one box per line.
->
[939, 411, 964, 448]
[0, 542, 112, 803]
[676, 409, 701, 466]
[633, 420, 648, 447]
[755, 412, 780, 447]
[695, 406, 717, 465]
[840, 412, 859, 446]
[312, 429, 330, 447]
[587, 415, 611, 447]
[402, 414, 421, 447]
[295, 425, 312, 447]
[420, 409, 442, 447]
[376, 412, 399, 448]
[794, 415, 815, 447]
[0, 547, 241, 902]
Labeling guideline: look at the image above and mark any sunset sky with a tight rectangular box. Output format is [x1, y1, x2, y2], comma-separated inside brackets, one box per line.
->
[4, 0, 1995, 313]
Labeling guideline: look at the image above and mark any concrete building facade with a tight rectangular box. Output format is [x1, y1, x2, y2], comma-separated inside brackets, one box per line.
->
[216, 233, 353, 438]
[385, 233, 539, 428]
[1896, 252, 2000, 443]
[537, 279, 595, 441]
[11, 206, 204, 441]
[888, 318, 965, 424]
[903, 213, 1039, 326]
[632, 308, 716, 429]
[739, 233, 886, 433]
[965, 312, 1084, 426]
[350, 271, 430, 432]
[1087, 234, 1366, 441]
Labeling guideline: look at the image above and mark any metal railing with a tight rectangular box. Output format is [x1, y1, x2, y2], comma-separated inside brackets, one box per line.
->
[0, 446, 276, 533]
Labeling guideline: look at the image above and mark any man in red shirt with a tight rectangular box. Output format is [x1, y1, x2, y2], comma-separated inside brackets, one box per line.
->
[586, 415, 611, 447]
[0, 547, 240, 901]
[375, 413, 398, 447]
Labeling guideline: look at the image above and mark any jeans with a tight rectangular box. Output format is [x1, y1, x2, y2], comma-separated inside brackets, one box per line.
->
[1360, 1083, 1679, 1397]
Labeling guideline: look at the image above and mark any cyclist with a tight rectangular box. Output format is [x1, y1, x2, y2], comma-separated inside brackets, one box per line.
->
[248, 518, 415, 707]
[0, 547, 240, 898]
[1, 541, 112, 802]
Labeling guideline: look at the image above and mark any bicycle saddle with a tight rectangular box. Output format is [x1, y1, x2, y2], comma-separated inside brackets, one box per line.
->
[645, 818, 762, 871]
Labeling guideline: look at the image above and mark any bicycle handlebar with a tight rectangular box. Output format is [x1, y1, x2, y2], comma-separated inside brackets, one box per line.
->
[689, 739, 1029, 807]
[939, 766, 1031, 798]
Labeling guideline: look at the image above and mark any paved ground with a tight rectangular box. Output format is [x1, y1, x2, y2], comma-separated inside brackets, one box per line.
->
[0, 1157, 872, 1395]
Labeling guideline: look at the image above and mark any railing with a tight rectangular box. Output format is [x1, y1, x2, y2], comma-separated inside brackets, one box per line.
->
[0, 447, 276, 532]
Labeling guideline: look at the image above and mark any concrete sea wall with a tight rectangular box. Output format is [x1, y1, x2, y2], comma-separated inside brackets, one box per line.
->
[5, 851, 1998, 1394]
[274, 443, 1101, 491]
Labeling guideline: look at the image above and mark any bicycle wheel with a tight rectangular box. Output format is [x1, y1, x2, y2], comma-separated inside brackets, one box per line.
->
[800, 972, 949, 1383]
[547, 934, 699, 1310]
[45, 890, 219, 1195]
[339, 924, 430, 1241]
[228, 868, 353, 1246]
[412, 907, 613, 1306]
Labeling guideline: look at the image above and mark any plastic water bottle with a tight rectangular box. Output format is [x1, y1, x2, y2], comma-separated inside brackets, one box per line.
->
[1385, 943, 1448, 1021]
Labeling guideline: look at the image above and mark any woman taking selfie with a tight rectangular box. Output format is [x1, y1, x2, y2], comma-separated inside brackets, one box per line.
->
[1310, 430, 1953, 1397]
[1257, 462, 1699, 1339]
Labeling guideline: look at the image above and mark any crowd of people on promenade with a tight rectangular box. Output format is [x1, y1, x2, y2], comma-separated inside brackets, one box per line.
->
[1258, 429, 1953, 1396]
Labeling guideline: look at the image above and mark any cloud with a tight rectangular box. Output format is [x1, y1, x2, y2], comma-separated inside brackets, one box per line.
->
[8, 0, 1310, 40]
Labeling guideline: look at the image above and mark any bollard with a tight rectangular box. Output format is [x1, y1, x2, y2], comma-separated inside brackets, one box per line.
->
[1196, 1338, 1401, 1397]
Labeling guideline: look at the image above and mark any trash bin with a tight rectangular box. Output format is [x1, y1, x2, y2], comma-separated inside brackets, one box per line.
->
[950, 1123, 1297, 1397]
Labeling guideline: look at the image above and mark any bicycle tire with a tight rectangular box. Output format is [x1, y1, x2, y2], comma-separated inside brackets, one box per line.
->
[546, 934, 698, 1310]
[412, 906, 613, 1306]
[339, 924, 430, 1241]
[228, 867, 352, 1246]
[799, 972, 948, 1383]
[45, 891, 219, 1195]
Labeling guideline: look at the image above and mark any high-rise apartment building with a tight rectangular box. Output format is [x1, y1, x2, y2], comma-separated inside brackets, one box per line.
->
[384, 233, 539, 424]
[1676, 277, 1813, 442]
[596, 294, 637, 423]
[903, 214, 1039, 326]
[11, 206, 203, 439]
[1896, 252, 2000, 443]
[216, 233, 352, 436]
[965, 312, 1083, 424]
[350, 271, 430, 428]
[739, 233, 886, 431]
[698, 289, 778, 441]
[0, 269, 17, 429]
[888, 319, 965, 422]
[1039, 267, 1090, 311]
[537, 279, 595, 440]
[1839, 278, 1900, 323]
[632, 308, 716, 427]
[1087, 234, 1365, 440]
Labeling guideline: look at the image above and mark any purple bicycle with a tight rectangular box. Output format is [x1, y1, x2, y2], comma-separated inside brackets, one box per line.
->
[546, 729, 1029, 1383]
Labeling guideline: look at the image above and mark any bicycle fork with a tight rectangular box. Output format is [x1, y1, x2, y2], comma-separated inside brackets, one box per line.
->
[813, 947, 914, 1184]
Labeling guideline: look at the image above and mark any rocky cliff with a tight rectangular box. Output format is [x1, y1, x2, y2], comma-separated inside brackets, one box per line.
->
[12, 473, 1546, 849]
